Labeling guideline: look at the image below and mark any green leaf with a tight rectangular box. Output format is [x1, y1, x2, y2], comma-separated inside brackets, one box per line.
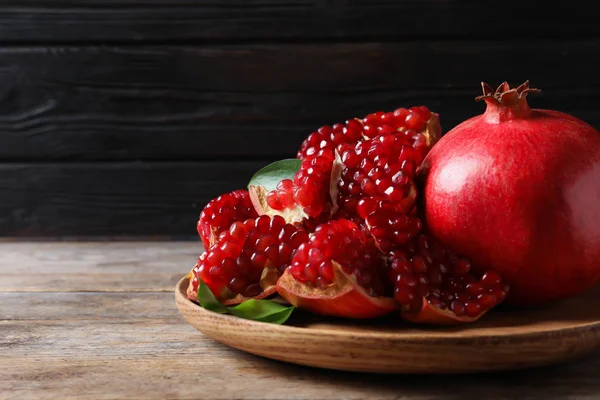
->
[247, 159, 302, 192]
[227, 299, 295, 324]
[196, 279, 295, 324]
[196, 279, 228, 314]
[253, 307, 296, 324]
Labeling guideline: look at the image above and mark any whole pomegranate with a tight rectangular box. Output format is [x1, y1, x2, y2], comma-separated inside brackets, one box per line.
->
[419, 81, 600, 306]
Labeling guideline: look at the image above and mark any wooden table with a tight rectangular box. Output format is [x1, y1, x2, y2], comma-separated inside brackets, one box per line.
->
[2, 242, 600, 399]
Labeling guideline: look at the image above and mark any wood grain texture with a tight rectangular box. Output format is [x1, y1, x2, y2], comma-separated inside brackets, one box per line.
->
[0, 241, 200, 275]
[176, 277, 600, 374]
[3, 241, 600, 399]
[3, 346, 600, 400]
[0, 242, 199, 291]
[0, 292, 182, 320]
[0, 42, 599, 161]
[0, 162, 266, 236]
[0, 1, 595, 43]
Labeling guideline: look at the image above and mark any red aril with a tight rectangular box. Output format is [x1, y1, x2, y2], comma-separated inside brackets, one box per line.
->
[276, 219, 398, 318]
[420, 81, 600, 306]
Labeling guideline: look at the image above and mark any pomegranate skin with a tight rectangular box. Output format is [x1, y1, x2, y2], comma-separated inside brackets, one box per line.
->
[419, 82, 600, 306]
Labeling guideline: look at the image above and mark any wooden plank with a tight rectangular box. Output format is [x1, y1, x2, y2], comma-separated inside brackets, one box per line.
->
[0, 292, 179, 320]
[2, 318, 600, 399]
[0, 162, 267, 237]
[1, 42, 600, 161]
[0, 242, 199, 274]
[0, 273, 185, 292]
[0, 1, 596, 43]
[0, 242, 199, 291]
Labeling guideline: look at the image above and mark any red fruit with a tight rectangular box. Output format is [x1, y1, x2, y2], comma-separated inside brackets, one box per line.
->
[297, 106, 442, 164]
[197, 189, 258, 248]
[249, 150, 343, 225]
[389, 234, 509, 324]
[276, 219, 398, 318]
[337, 135, 423, 252]
[420, 81, 600, 306]
[188, 215, 309, 305]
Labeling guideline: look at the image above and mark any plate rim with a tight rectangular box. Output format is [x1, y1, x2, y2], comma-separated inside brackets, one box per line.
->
[175, 276, 600, 343]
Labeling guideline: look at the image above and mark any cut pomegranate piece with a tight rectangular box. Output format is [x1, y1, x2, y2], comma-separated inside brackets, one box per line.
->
[336, 135, 424, 252]
[197, 189, 258, 249]
[276, 219, 398, 318]
[250, 149, 343, 225]
[388, 234, 509, 324]
[188, 215, 309, 306]
[297, 106, 441, 164]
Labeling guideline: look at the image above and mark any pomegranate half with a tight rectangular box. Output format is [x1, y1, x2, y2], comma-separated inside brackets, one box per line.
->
[419, 81, 600, 306]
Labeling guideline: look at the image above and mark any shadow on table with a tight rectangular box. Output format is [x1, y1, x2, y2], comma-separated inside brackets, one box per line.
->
[240, 351, 599, 399]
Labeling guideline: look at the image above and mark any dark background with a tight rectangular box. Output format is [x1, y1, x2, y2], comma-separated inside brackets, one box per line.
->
[0, 1, 598, 238]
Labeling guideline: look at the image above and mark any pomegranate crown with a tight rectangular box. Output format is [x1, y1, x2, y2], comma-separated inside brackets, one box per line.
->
[475, 80, 540, 105]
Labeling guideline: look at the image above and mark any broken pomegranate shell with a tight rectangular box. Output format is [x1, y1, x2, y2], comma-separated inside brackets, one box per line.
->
[389, 235, 510, 325]
[276, 219, 398, 319]
[277, 261, 398, 319]
[191, 215, 309, 306]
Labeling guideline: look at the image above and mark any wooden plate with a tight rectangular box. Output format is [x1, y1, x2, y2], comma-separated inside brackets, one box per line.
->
[175, 276, 600, 374]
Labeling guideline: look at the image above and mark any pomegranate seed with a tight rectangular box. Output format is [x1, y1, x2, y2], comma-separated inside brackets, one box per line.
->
[394, 108, 410, 121]
[395, 286, 415, 304]
[452, 258, 471, 275]
[267, 191, 283, 210]
[405, 109, 424, 131]
[412, 255, 427, 273]
[477, 293, 497, 309]
[465, 301, 482, 317]
[250, 252, 267, 268]
[481, 271, 503, 286]
[451, 301, 466, 316]
[229, 221, 247, 242]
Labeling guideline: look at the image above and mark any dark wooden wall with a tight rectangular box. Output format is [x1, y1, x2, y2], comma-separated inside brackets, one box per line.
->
[1, 1, 599, 237]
